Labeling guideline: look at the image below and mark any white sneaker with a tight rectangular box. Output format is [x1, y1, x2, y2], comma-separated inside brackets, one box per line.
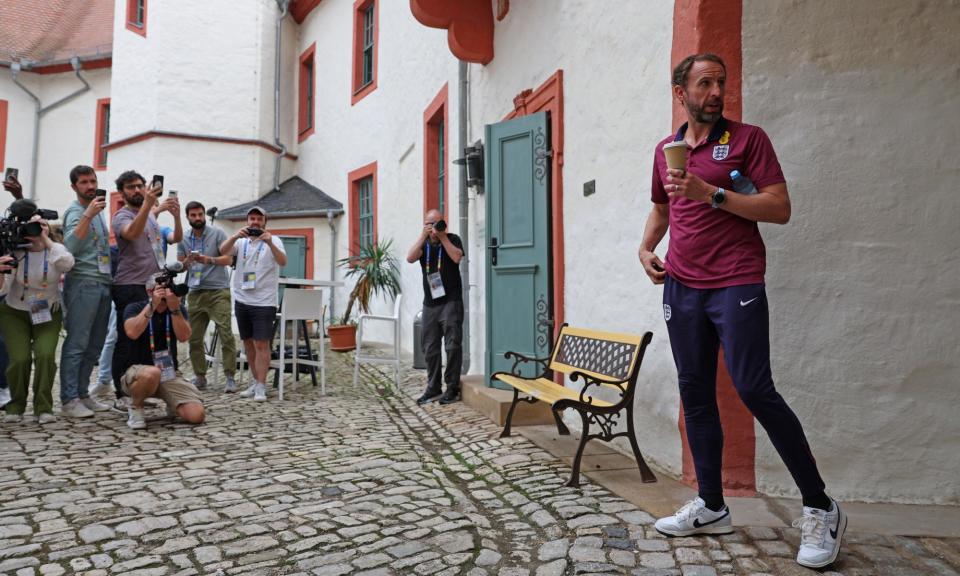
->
[127, 407, 147, 430]
[88, 380, 112, 399]
[654, 497, 734, 537]
[113, 397, 132, 412]
[62, 398, 95, 418]
[37, 412, 57, 425]
[253, 383, 267, 402]
[794, 499, 846, 568]
[224, 376, 237, 393]
[239, 382, 259, 398]
[0, 387, 10, 407]
[81, 396, 111, 412]
[3, 412, 22, 423]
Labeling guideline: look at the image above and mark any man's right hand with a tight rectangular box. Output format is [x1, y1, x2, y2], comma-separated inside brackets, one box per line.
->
[3, 176, 23, 199]
[235, 228, 251, 240]
[421, 223, 433, 240]
[0, 255, 15, 274]
[639, 249, 667, 285]
[84, 197, 107, 218]
[151, 287, 167, 309]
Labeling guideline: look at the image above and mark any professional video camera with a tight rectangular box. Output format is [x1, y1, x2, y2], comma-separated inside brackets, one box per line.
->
[0, 199, 59, 265]
[153, 262, 190, 298]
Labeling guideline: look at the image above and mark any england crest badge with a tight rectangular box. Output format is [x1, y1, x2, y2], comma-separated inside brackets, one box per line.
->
[712, 145, 730, 161]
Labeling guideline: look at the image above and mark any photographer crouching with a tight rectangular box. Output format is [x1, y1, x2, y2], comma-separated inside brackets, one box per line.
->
[0, 210, 75, 424]
[120, 274, 205, 430]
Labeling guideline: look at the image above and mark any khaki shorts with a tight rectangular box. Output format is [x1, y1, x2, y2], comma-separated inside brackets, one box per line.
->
[121, 365, 203, 411]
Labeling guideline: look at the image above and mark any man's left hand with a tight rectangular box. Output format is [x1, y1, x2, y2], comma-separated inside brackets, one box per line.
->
[666, 169, 714, 204]
[3, 177, 23, 199]
[259, 230, 272, 242]
[164, 289, 182, 310]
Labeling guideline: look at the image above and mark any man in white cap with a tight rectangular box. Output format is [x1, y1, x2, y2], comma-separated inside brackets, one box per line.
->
[220, 207, 286, 402]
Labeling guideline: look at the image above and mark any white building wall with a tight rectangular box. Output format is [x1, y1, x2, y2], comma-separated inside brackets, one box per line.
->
[468, 0, 680, 476]
[295, 0, 458, 344]
[0, 67, 111, 210]
[743, 0, 960, 504]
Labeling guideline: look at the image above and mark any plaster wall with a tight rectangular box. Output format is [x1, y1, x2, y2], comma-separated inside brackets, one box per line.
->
[742, 0, 960, 504]
[468, 0, 680, 476]
[295, 0, 458, 345]
[0, 68, 111, 209]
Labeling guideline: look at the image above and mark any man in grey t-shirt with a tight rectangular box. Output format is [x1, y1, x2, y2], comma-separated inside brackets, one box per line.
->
[177, 201, 236, 392]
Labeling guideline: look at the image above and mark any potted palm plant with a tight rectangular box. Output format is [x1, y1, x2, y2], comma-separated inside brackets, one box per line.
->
[329, 239, 402, 351]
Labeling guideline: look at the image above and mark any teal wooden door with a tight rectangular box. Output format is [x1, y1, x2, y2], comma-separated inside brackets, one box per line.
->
[279, 236, 307, 300]
[485, 112, 552, 387]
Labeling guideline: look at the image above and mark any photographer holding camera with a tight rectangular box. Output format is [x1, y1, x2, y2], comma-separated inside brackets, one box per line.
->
[220, 206, 286, 402]
[177, 201, 236, 392]
[121, 275, 204, 430]
[0, 214, 74, 424]
[59, 166, 113, 418]
[406, 209, 464, 405]
[0, 170, 22, 409]
[110, 170, 181, 402]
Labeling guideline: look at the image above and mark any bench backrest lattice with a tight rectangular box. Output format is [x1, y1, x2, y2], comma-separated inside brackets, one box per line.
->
[549, 326, 649, 399]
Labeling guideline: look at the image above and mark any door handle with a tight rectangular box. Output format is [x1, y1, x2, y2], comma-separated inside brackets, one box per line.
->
[488, 237, 498, 266]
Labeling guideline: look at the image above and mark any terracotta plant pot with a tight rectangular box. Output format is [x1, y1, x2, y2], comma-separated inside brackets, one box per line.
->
[328, 325, 357, 352]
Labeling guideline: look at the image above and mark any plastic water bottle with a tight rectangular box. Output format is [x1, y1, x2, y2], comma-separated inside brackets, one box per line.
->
[730, 170, 757, 194]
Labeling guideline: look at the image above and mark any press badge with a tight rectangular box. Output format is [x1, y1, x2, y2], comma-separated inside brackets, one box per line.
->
[153, 350, 176, 382]
[242, 272, 257, 290]
[427, 272, 446, 299]
[29, 297, 53, 325]
[97, 253, 111, 274]
[188, 268, 202, 288]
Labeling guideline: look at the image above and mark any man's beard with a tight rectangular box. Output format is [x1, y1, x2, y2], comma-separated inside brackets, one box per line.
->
[124, 193, 143, 207]
[189, 220, 205, 230]
[686, 99, 723, 124]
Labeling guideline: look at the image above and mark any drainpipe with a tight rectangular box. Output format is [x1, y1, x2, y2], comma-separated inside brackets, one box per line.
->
[458, 60, 471, 374]
[11, 56, 90, 200]
[273, 0, 290, 192]
[326, 209, 338, 325]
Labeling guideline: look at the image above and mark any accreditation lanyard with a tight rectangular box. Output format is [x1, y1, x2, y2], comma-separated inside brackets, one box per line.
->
[191, 231, 204, 253]
[146, 313, 172, 356]
[92, 215, 111, 273]
[424, 243, 443, 273]
[22, 249, 49, 301]
[242, 239, 266, 269]
[188, 232, 206, 287]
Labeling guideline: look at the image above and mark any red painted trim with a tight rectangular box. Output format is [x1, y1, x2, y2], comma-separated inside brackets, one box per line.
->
[347, 161, 378, 257]
[672, 0, 754, 496]
[290, 0, 323, 23]
[272, 228, 315, 279]
[30, 58, 112, 75]
[409, 0, 494, 65]
[496, 0, 510, 21]
[298, 43, 317, 143]
[0, 100, 7, 174]
[102, 130, 298, 160]
[93, 98, 111, 170]
[422, 83, 449, 219]
[108, 191, 125, 244]
[351, 0, 378, 106]
[505, 70, 565, 364]
[126, 0, 147, 37]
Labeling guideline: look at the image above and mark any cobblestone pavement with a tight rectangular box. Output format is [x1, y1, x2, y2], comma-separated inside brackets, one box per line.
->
[1, 346, 959, 576]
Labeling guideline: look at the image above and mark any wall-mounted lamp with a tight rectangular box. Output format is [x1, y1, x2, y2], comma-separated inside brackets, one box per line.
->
[454, 140, 484, 192]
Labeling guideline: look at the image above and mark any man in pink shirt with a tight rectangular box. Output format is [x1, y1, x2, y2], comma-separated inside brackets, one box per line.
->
[639, 53, 845, 569]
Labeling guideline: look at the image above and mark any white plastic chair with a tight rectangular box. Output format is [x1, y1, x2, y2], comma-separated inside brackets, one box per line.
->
[270, 288, 326, 399]
[353, 294, 403, 389]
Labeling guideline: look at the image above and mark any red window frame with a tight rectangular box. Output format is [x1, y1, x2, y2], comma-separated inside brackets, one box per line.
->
[350, 0, 378, 105]
[423, 84, 448, 218]
[93, 98, 111, 170]
[126, 0, 147, 36]
[298, 43, 316, 142]
[347, 161, 378, 257]
[0, 100, 8, 174]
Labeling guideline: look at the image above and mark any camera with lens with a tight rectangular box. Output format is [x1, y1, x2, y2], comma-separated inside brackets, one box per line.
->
[0, 200, 59, 266]
[433, 219, 447, 232]
[153, 262, 190, 297]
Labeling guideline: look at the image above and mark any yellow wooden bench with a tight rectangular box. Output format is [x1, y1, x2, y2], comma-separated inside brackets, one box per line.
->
[492, 324, 656, 487]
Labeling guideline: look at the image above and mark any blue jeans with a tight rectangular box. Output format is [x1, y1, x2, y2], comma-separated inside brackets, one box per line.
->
[98, 307, 117, 385]
[59, 278, 112, 403]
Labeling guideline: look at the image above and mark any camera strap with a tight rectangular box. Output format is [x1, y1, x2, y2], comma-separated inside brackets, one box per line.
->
[21, 249, 49, 301]
[147, 313, 176, 383]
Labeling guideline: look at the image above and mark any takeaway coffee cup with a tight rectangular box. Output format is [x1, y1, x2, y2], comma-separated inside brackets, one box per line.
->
[662, 142, 688, 173]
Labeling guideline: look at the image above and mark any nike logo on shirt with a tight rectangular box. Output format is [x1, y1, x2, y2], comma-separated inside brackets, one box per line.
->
[740, 297, 759, 307]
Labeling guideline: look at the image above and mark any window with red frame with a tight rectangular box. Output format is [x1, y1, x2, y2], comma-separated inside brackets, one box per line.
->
[351, 0, 378, 104]
[298, 44, 316, 141]
[126, 0, 147, 36]
[348, 162, 377, 255]
[94, 98, 111, 170]
[423, 85, 448, 217]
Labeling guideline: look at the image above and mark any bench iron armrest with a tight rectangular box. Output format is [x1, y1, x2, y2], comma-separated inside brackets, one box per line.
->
[504, 350, 552, 379]
[568, 370, 628, 404]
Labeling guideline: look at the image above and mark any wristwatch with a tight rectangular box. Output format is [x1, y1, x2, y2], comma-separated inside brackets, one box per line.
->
[711, 187, 726, 209]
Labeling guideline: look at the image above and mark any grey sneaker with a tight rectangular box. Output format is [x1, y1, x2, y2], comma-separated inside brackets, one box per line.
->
[239, 382, 258, 398]
[253, 383, 267, 402]
[0, 387, 11, 407]
[3, 412, 22, 423]
[224, 376, 237, 393]
[62, 398, 95, 418]
[81, 396, 111, 412]
[192, 375, 208, 390]
[127, 407, 147, 430]
[37, 412, 57, 425]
